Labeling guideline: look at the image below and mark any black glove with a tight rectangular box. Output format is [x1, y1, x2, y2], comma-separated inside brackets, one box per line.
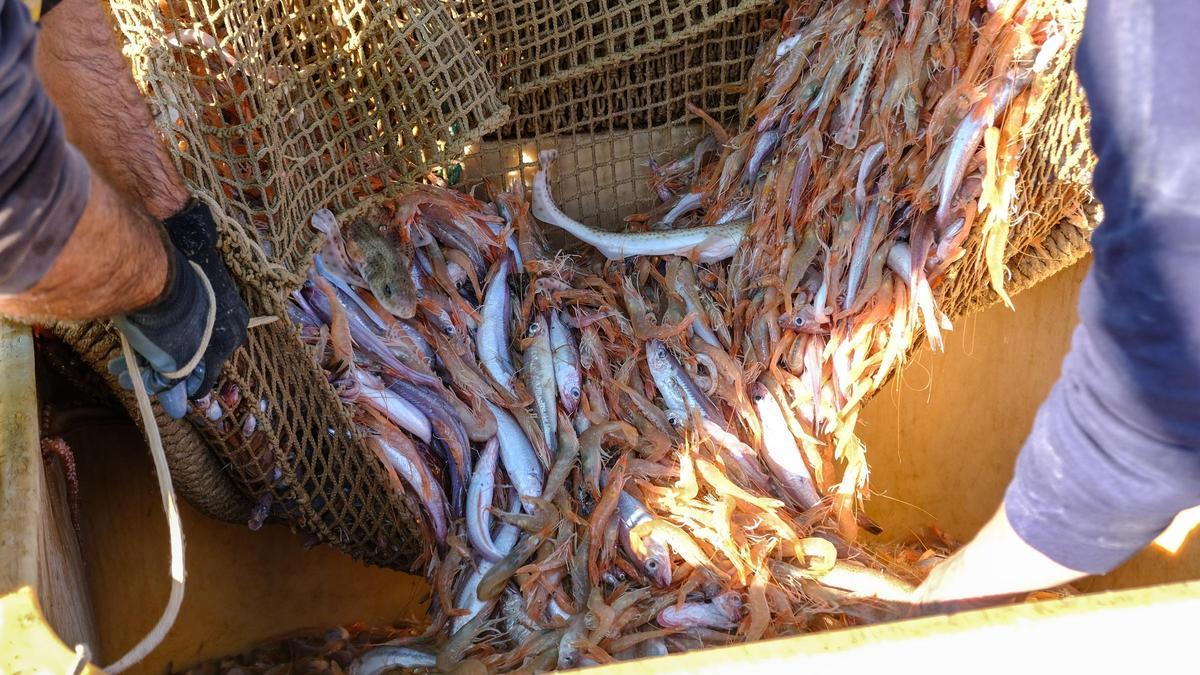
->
[109, 201, 249, 418]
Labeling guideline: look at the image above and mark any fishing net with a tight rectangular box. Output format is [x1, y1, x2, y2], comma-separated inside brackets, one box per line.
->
[35, 326, 254, 524]
[943, 46, 1096, 318]
[49, 0, 1093, 569]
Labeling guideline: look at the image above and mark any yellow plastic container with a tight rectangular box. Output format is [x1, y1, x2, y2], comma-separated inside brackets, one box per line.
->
[6, 259, 1200, 674]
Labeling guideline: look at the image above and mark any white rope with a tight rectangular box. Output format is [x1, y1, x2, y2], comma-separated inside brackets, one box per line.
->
[68, 638, 90, 672]
[105, 332, 187, 673]
[160, 261, 215, 381]
[103, 312, 274, 672]
[69, 644, 91, 675]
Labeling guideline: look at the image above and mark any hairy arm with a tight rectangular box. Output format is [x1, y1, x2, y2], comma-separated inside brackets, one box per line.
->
[35, 0, 188, 219]
[0, 0, 174, 321]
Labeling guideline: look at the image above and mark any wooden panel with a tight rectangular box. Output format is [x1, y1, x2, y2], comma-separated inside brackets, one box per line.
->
[590, 580, 1200, 673]
[0, 320, 41, 592]
[858, 260, 1090, 543]
[39, 456, 100, 651]
[859, 258, 1200, 590]
[0, 319, 102, 675]
[72, 423, 429, 674]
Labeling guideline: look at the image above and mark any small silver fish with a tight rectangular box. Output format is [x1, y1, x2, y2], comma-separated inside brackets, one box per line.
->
[486, 401, 545, 510]
[657, 591, 743, 630]
[367, 432, 450, 542]
[670, 259, 724, 348]
[548, 310, 582, 415]
[452, 519, 519, 632]
[658, 190, 705, 227]
[523, 314, 558, 454]
[617, 490, 673, 586]
[466, 438, 507, 561]
[349, 647, 437, 675]
[751, 382, 821, 509]
[645, 340, 724, 425]
[478, 258, 517, 389]
[533, 151, 745, 263]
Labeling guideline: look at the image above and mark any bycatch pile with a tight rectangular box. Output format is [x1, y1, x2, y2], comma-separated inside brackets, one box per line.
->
[207, 0, 1075, 670]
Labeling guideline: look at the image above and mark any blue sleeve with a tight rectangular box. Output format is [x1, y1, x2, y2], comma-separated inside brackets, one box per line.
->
[0, 0, 90, 294]
[1004, 0, 1200, 574]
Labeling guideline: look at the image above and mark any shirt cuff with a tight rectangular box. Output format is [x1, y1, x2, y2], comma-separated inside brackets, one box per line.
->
[0, 143, 90, 294]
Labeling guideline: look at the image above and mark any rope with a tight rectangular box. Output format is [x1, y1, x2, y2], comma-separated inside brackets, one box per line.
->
[69, 644, 91, 675]
[104, 331, 187, 673]
[103, 312, 275, 672]
[160, 261, 215, 381]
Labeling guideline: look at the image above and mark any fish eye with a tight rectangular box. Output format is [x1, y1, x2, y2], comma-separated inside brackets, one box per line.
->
[571, 387, 581, 398]
[383, 283, 395, 297]
[443, 325, 456, 335]
[646, 560, 658, 571]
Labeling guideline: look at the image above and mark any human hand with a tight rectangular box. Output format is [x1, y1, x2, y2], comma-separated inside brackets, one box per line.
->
[110, 201, 248, 418]
[906, 504, 1087, 615]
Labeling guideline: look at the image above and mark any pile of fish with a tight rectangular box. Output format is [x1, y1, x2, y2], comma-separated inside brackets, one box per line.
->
[588, 0, 1070, 539]
[288, 182, 917, 673]
[176, 623, 429, 675]
[268, 0, 1070, 671]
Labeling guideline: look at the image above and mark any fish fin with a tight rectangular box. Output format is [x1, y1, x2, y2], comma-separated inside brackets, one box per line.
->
[593, 243, 625, 261]
[688, 232, 731, 262]
[311, 208, 339, 235]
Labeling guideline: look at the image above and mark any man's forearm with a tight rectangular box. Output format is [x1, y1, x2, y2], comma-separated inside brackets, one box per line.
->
[0, 0, 169, 321]
[0, 172, 167, 322]
[35, 0, 188, 219]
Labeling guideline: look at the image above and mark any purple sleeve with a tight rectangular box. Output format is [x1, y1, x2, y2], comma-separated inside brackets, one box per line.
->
[1004, 0, 1200, 574]
[0, 0, 90, 294]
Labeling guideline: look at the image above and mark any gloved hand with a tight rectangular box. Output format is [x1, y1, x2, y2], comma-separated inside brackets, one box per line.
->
[109, 201, 249, 419]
